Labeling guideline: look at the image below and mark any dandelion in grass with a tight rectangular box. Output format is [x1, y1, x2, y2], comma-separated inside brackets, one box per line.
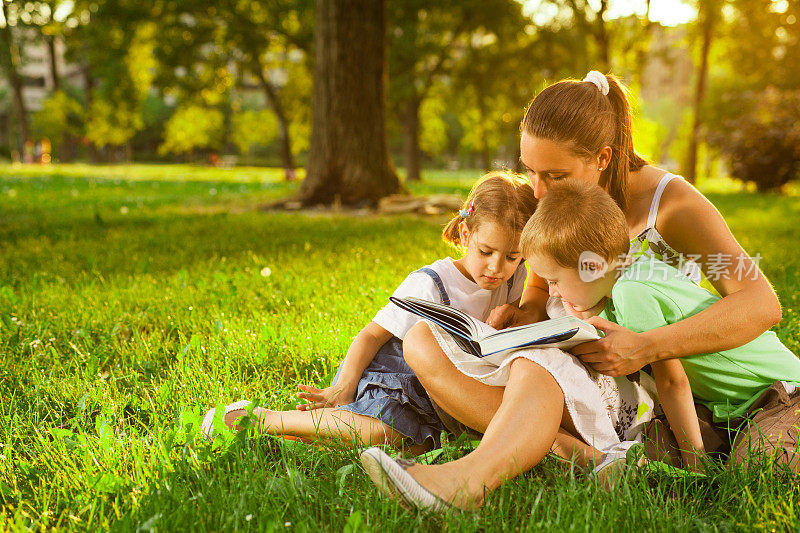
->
[260, 267, 272, 277]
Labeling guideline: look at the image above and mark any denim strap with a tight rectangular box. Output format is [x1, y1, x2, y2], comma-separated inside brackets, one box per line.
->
[415, 267, 451, 306]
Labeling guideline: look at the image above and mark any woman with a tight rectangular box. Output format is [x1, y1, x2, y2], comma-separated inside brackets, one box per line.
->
[360, 71, 796, 511]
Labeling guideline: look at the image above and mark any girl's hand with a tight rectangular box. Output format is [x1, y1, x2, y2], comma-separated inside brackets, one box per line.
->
[487, 304, 538, 329]
[295, 383, 356, 411]
[569, 316, 653, 376]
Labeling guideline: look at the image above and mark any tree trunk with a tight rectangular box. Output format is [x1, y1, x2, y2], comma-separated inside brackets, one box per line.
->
[684, 3, 715, 185]
[595, 0, 610, 71]
[401, 96, 421, 182]
[300, 0, 400, 206]
[0, 4, 29, 156]
[83, 65, 99, 163]
[633, 0, 653, 87]
[254, 66, 296, 181]
[45, 34, 60, 91]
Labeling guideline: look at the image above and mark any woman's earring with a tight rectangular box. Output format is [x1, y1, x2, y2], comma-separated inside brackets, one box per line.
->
[599, 167, 604, 172]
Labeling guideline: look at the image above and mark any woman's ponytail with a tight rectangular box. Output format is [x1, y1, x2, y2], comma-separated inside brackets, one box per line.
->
[603, 74, 648, 211]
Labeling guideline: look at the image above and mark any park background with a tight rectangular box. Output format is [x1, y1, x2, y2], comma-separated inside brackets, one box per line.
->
[2, 0, 800, 530]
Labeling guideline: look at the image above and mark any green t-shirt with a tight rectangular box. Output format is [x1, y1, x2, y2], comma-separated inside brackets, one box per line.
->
[601, 258, 800, 421]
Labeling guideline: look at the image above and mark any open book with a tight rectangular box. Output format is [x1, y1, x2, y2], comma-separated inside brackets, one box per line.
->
[390, 296, 600, 359]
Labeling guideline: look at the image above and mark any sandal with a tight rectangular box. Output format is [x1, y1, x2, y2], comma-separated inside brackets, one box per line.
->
[201, 399, 252, 442]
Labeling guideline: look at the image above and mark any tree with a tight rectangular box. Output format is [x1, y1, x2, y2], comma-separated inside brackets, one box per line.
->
[231, 108, 278, 157]
[544, 0, 612, 71]
[154, 0, 313, 177]
[62, 0, 155, 160]
[300, 0, 400, 206]
[683, 0, 722, 184]
[220, 0, 313, 180]
[0, 1, 29, 156]
[31, 90, 83, 157]
[451, 15, 538, 170]
[387, 0, 527, 181]
[709, 89, 800, 192]
[159, 104, 225, 158]
[701, 0, 800, 191]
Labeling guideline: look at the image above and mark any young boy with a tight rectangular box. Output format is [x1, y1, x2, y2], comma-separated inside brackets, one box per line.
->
[519, 180, 800, 474]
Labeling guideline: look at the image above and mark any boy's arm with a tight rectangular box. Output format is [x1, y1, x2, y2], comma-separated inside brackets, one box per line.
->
[651, 359, 705, 469]
[296, 322, 393, 410]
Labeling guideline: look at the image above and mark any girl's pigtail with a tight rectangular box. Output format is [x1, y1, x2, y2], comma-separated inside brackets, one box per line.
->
[442, 215, 463, 249]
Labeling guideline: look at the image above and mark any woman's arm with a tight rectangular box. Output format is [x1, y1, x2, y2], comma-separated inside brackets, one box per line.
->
[487, 270, 549, 328]
[651, 359, 705, 470]
[296, 322, 392, 410]
[573, 182, 782, 376]
[642, 182, 781, 358]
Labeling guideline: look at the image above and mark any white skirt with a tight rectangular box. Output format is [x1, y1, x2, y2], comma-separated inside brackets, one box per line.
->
[426, 320, 658, 453]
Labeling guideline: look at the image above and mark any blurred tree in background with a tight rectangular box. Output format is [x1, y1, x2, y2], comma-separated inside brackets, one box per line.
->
[1, 0, 799, 196]
[300, 0, 399, 206]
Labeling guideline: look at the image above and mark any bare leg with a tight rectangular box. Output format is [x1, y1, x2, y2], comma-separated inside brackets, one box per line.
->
[224, 407, 430, 455]
[552, 429, 604, 469]
[403, 322, 503, 432]
[402, 357, 566, 509]
[404, 323, 601, 467]
[402, 322, 606, 508]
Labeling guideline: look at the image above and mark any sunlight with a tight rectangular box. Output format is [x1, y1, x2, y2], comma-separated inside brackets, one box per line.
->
[522, 0, 696, 27]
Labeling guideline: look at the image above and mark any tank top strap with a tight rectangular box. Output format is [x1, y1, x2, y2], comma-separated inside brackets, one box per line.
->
[415, 267, 451, 306]
[645, 173, 677, 229]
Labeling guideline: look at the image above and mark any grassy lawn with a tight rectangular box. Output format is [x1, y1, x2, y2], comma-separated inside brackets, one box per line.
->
[1, 163, 799, 531]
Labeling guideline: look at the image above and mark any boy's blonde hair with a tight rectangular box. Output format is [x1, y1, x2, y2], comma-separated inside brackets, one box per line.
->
[442, 171, 538, 250]
[520, 180, 628, 268]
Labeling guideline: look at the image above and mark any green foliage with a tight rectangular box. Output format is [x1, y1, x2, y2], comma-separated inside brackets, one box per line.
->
[279, 54, 313, 155]
[231, 109, 279, 155]
[419, 93, 448, 156]
[30, 90, 84, 144]
[84, 99, 144, 148]
[159, 105, 225, 156]
[697, 0, 800, 187]
[708, 88, 800, 192]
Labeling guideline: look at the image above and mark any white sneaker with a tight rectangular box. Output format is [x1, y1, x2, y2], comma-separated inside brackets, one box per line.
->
[360, 447, 453, 513]
[201, 400, 252, 442]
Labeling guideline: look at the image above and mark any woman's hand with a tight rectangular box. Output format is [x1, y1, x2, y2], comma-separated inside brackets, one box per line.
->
[569, 316, 654, 376]
[487, 304, 540, 329]
[295, 382, 356, 411]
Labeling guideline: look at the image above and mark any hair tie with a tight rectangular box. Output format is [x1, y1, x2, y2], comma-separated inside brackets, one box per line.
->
[582, 70, 609, 96]
[460, 204, 474, 218]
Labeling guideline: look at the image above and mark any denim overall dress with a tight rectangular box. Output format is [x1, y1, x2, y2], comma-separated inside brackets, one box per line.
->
[331, 267, 451, 448]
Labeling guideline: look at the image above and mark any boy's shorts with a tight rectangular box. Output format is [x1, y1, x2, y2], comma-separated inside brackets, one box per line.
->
[643, 381, 800, 472]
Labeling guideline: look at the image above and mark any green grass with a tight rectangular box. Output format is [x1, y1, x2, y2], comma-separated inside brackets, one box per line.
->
[1, 164, 799, 531]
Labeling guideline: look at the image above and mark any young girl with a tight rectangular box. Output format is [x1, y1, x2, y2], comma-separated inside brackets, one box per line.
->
[202, 171, 538, 453]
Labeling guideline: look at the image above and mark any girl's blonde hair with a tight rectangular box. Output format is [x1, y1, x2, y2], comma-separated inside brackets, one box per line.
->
[520, 73, 648, 211]
[521, 180, 629, 268]
[442, 171, 538, 250]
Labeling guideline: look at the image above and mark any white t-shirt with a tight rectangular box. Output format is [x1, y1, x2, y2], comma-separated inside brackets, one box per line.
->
[372, 258, 528, 340]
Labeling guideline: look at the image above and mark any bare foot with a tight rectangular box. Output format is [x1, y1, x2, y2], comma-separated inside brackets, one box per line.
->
[403, 463, 486, 510]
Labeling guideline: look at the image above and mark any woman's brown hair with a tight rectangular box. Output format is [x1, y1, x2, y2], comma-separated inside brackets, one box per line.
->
[520, 73, 647, 210]
[442, 171, 538, 250]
